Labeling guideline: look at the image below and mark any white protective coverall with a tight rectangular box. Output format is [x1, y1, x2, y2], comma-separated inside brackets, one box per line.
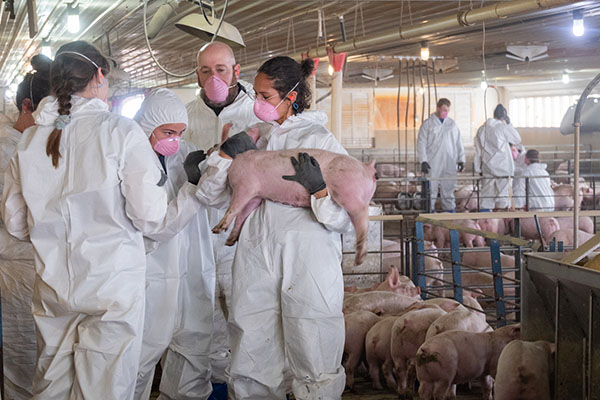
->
[132, 89, 216, 400]
[1, 95, 204, 399]
[0, 121, 36, 399]
[226, 110, 352, 400]
[180, 80, 261, 386]
[513, 162, 555, 211]
[512, 149, 527, 209]
[417, 114, 465, 211]
[474, 118, 522, 209]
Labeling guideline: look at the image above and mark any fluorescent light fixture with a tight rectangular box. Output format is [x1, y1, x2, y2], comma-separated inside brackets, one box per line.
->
[41, 40, 52, 58]
[328, 64, 334, 76]
[562, 71, 570, 84]
[420, 42, 430, 61]
[572, 10, 584, 37]
[67, 5, 80, 34]
[175, 13, 245, 48]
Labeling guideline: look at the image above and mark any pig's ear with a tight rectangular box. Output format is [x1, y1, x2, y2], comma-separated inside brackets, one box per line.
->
[466, 290, 484, 299]
[388, 267, 399, 287]
[246, 127, 260, 143]
[511, 324, 521, 335]
[549, 342, 557, 354]
[368, 159, 376, 169]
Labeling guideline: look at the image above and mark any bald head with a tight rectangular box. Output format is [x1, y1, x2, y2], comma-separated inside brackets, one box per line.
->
[197, 42, 236, 68]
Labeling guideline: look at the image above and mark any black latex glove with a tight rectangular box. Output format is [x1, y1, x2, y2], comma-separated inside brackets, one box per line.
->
[183, 150, 206, 185]
[457, 162, 465, 172]
[421, 161, 431, 174]
[220, 131, 257, 159]
[282, 152, 326, 195]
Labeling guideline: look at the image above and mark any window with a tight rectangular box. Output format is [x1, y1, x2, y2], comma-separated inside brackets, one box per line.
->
[120, 94, 145, 119]
[509, 95, 579, 128]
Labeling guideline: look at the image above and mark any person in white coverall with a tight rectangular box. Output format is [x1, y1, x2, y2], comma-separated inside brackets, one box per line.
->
[212, 56, 351, 400]
[474, 104, 522, 211]
[512, 149, 555, 211]
[175, 41, 261, 396]
[132, 88, 216, 400]
[0, 53, 51, 400]
[1, 41, 204, 399]
[417, 98, 465, 212]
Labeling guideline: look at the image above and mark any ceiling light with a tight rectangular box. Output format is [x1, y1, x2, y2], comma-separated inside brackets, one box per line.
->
[328, 64, 334, 76]
[420, 42, 430, 61]
[67, 5, 80, 34]
[175, 12, 245, 48]
[562, 71, 570, 84]
[419, 87, 425, 95]
[41, 39, 52, 58]
[480, 78, 488, 90]
[572, 10, 584, 37]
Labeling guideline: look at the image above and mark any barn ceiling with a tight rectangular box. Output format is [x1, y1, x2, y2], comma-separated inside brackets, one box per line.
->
[1, 0, 599, 96]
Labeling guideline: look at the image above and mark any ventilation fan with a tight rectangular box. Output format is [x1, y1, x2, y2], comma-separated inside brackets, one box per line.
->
[505, 45, 548, 62]
[355, 67, 394, 86]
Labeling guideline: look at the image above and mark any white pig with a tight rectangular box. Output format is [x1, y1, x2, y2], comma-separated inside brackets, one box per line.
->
[494, 340, 556, 400]
[364, 316, 400, 390]
[343, 311, 381, 389]
[342, 291, 421, 315]
[416, 324, 521, 400]
[425, 293, 490, 339]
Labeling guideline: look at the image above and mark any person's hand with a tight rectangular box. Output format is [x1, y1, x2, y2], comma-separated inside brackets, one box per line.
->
[421, 162, 431, 174]
[282, 152, 326, 195]
[457, 162, 464, 172]
[183, 150, 206, 185]
[220, 131, 257, 159]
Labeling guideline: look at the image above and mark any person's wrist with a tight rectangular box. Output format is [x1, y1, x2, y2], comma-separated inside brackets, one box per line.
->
[219, 150, 233, 160]
[313, 187, 328, 199]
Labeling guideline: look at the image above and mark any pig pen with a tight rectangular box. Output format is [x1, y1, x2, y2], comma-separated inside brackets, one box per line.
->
[522, 252, 600, 400]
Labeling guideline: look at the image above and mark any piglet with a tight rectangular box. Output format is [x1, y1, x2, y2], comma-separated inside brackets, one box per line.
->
[416, 324, 521, 400]
[212, 148, 377, 265]
[342, 291, 421, 315]
[494, 340, 555, 400]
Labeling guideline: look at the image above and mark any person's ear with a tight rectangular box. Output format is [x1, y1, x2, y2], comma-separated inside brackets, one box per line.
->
[233, 64, 241, 78]
[97, 68, 106, 87]
[287, 91, 297, 103]
[21, 98, 34, 113]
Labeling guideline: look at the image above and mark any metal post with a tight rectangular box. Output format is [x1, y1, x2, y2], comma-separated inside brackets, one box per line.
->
[450, 229, 463, 303]
[414, 222, 427, 299]
[490, 239, 507, 326]
[513, 218, 522, 322]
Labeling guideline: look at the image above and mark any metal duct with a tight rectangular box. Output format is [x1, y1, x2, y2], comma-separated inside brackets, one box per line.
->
[241, 0, 579, 72]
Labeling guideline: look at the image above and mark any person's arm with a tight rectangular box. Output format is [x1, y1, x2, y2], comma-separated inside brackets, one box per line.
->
[512, 168, 526, 209]
[416, 122, 429, 164]
[473, 129, 482, 174]
[194, 151, 232, 208]
[1, 155, 29, 241]
[455, 125, 465, 164]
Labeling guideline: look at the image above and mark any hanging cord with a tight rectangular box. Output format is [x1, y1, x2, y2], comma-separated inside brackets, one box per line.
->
[143, 0, 229, 77]
[431, 58, 438, 103]
[397, 59, 402, 178]
[425, 58, 431, 116]
[412, 58, 417, 175]
[405, 59, 410, 184]
[419, 60, 425, 124]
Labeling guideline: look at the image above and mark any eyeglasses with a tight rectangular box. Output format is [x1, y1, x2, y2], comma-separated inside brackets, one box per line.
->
[247, 90, 279, 102]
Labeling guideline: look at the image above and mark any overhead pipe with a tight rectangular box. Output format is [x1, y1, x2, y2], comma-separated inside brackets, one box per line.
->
[241, 0, 579, 74]
[412, 59, 417, 175]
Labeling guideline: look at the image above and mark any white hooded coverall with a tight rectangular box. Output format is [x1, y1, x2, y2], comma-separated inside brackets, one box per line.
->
[181, 80, 261, 386]
[1, 96, 203, 400]
[474, 118, 522, 209]
[512, 162, 555, 211]
[0, 121, 36, 399]
[417, 114, 465, 211]
[132, 88, 216, 400]
[224, 111, 351, 400]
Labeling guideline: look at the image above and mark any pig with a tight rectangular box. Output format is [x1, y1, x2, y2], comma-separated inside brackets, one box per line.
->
[407, 240, 444, 295]
[459, 252, 517, 298]
[477, 218, 510, 235]
[342, 291, 421, 315]
[212, 148, 377, 265]
[494, 340, 556, 400]
[344, 267, 421, 298]
[425, 293, 489, 339]
[548, 228, 594, 247]
[555, 216, 595, 234]
[416, 324, 521, 400]
[390, 307, 447, 397]
[423, 220, 485, 249]
[553, 184, 583, 211]
[343, 311, 381, 389]
[582, 186, 600, 210]
[455, 185, 478, 212]
[365, 316, 401, 390]
[508, 217, 560, 242]
[382, 239, 402, 271]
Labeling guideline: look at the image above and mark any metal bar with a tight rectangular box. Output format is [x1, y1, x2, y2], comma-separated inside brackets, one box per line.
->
[490, 239, 507, 326]
[415, 222, 427, 299]
[514, 218, 522, 321]
[450, 229, 463, 303]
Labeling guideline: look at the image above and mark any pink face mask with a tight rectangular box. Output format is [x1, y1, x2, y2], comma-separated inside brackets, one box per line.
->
[204, 75, 235, 103]
[152, 134, 180, 156]
[439, 110, 449, 119]
[253, 81, 300, 122]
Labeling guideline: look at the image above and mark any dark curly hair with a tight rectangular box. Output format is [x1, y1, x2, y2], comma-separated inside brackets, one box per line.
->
[257, 56, 314, 114]
[16, 54, 52, 112]
[47, 41, 110, 168]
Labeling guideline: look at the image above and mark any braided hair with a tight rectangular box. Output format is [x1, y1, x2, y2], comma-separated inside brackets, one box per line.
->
[257, 56, 314, 113]
[47, 41, 110, 168]
[16, 54, 52, 112]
